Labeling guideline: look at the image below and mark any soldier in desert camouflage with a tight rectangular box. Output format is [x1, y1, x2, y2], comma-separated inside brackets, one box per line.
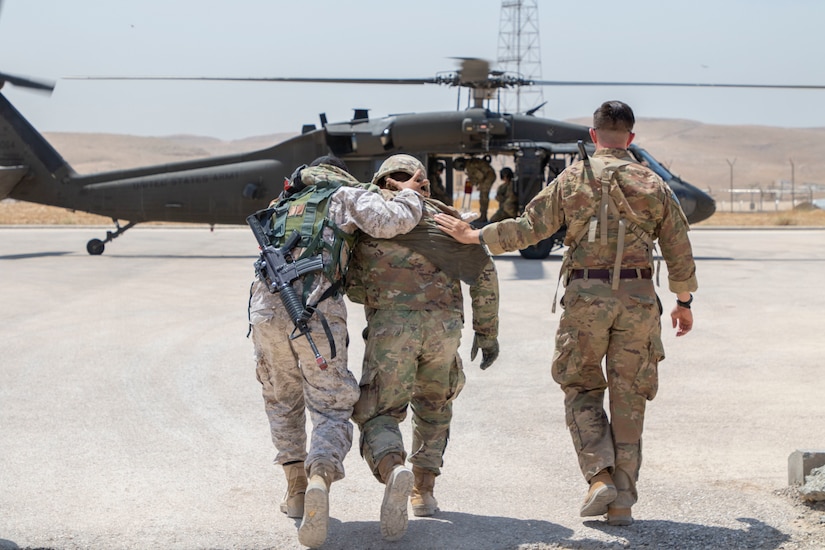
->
[463, 156, 496, 222]
[435, 101, 697, 527]
[248, 155, 427, 548]
[346, 154, 500, 542]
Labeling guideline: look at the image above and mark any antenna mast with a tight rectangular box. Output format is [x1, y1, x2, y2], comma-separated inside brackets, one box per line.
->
[496, 0, 544, 115]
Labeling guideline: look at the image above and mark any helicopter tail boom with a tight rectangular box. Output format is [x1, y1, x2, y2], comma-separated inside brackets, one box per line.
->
[0, 92, 76, 204]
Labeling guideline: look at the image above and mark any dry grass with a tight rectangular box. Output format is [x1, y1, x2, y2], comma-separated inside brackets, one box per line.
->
[696, 208, 825, 227]
[0, 201, 113, 225]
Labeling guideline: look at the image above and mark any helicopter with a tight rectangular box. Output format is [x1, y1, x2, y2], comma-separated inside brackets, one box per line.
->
[3, 58, 820, 256]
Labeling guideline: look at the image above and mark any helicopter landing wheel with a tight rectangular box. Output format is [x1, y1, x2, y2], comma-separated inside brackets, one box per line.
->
[86, 238, 105, 255]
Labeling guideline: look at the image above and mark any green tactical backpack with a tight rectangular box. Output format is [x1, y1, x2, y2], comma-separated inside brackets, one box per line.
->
[254, 166, 361, 305]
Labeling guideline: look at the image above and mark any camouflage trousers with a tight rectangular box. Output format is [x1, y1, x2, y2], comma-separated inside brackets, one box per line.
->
[476, 182, 493, 221]
[352, 308, 466, 481]
[552, 277, 665, 508]
[250, 283, 359, 482]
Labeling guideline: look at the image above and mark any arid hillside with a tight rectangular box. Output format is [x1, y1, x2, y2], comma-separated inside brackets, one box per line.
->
[2, 120, 824, 226]
[46, 120, 825, 194]
[571, 118, 825, 193]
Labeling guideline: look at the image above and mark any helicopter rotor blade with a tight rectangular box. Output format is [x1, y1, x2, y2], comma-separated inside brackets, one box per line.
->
[63, 75, 440, 86]
[0, 0, 55, 94]
[0, 71, 55, 93]
[529, 79, 825, 90]
[61, 73, 825, 93]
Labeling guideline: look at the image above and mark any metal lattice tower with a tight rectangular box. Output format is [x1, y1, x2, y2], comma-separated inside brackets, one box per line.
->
[496, 0, 544, 115]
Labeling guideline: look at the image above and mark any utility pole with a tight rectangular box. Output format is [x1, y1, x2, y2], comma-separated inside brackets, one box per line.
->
[496, 0, 544, 115]
[789, 158, 795, 209]
[726, 158, 736, 213]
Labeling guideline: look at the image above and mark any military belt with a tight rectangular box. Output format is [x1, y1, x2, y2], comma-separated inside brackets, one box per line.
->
[569, 268, 652, 281]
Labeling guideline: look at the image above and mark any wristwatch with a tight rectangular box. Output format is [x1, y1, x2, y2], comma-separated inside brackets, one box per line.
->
[676, 294, 693, 309]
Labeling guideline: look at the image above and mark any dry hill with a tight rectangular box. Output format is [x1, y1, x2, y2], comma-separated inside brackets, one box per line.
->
[2, 121, 824, 226]
[47, 120, 825, 195]
[570, 118, 825, 194]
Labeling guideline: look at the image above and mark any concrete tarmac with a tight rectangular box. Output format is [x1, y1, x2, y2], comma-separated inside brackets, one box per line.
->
[1, 226, 824, 550]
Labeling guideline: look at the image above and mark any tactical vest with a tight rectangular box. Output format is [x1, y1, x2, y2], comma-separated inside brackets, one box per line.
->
[260, 179, 357, 305]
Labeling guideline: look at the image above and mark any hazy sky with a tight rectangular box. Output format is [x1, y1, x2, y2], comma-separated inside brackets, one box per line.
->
[2, 0, 824, 140]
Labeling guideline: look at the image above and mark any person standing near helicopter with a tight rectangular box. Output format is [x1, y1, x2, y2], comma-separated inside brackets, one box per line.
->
[489, 166, 519, 222]
[463, 156, 496, 222]
[434, 100, 697, 527]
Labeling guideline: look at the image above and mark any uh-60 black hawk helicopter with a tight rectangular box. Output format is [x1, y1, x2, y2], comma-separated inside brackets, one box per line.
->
[3, 58, 822, 256]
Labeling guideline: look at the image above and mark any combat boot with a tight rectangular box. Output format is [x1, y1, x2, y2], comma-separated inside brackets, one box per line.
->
[376, 453, 414, 541]
[606, 506, 633, 526]
[280, 461, 307, 519]
[298, 459, 335, 548]
[410, 466, 439, 517]
[579, 469, 617, 517]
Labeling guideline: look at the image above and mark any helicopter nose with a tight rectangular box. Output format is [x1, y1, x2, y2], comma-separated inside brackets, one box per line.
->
[671, 177, 716, 224]
[690, 193, 717, 223]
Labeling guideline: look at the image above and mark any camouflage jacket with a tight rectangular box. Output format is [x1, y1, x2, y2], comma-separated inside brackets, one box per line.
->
[465, 158, 496, 190]
[494, 179, 519, 218]
[346, 197, 500, 338]
[480, 148, 698, 294]
[249, 165, 424, 323]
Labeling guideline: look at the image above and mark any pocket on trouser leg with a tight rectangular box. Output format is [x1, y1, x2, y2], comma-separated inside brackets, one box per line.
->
[446, 354, 466, 402]
[634, 334, 665, 401]
[551, 326, 582, 387]
[352, 377, 378, 428]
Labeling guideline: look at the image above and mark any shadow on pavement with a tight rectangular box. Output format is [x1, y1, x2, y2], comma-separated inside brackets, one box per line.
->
[0, 251, 71, 260]
[582, 516, 790, 549]
[320, 511, 574, 549]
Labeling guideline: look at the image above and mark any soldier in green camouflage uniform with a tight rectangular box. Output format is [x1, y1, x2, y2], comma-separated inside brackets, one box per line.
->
[435, 101, 697, 527]
[249, 156, 427, 548]
[489, 166, 519, 222]
[463, 156, 496, 222]
[428, 159, 451, 205]
[346, 154, 500, 542]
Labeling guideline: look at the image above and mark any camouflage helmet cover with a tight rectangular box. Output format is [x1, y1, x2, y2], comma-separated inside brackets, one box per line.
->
[371, 154, 426, 187]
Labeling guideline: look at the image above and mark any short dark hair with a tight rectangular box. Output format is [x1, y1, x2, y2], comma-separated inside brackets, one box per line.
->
[593, 101, 635, 132]
[500, 167, 514, 179]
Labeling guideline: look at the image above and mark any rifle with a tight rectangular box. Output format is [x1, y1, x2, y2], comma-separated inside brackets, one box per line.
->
[577, 139, 591, 168]
[247, 213, 329, 370]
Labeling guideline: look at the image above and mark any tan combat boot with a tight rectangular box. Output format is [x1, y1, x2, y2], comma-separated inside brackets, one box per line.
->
[410, 466, 439, 517]
[280, 461, 307, 519]
[298, 460, 334, 549]
[376, 453, 414, 542]
[606, 506, 633, 526]
[580, 469, 617, 517]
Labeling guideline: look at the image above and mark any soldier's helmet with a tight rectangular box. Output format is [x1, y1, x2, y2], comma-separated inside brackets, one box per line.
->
[372, 154, 426, 188]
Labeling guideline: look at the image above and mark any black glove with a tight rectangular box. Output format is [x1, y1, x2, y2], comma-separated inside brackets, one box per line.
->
[471, 333, 499, 370]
